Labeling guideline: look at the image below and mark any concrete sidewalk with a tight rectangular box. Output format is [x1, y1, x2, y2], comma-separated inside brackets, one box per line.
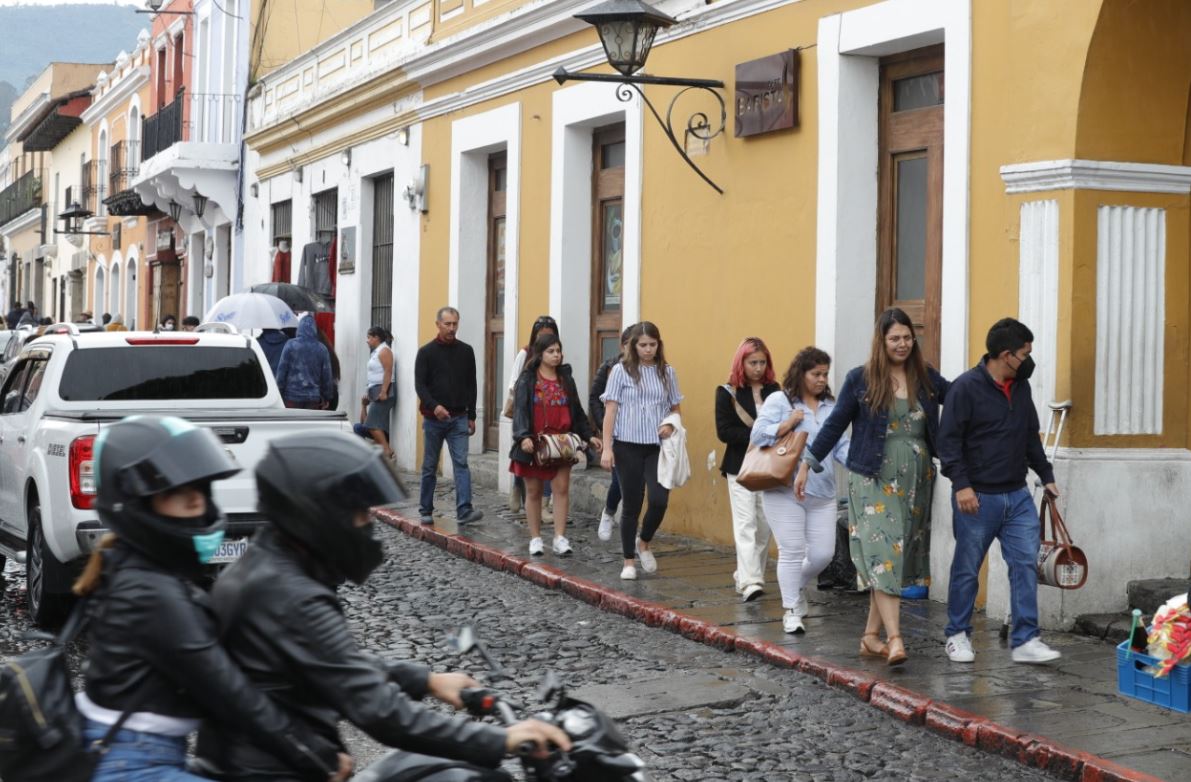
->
[383, 470, 1190, 782]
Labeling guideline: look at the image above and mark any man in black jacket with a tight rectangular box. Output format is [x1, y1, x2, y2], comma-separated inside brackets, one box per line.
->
[938, 318, 1061, 666]
[198, 432, 569, 780]
[414, 307, 482, 525]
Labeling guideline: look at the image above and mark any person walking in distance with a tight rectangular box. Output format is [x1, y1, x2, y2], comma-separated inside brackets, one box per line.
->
[363, 325, 397, 461]
[600, 322, 683, 580]
[276, 316, 335, 410]
[505, 316, 559, 514]
[414, 307, 483, 525]
[939, 317, 1062, 665]
[757, 347, 850, 632]
[510, 333, 601, 557]
[796, 309, 949, 665]
[590, 325, 635, 541]
[715, 337, 780, 602]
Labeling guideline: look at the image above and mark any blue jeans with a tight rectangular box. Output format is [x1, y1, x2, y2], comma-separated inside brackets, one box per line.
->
[420, 415, 473, 516]
[945, 487, 1041, 649]
[85, 719, 208, 781]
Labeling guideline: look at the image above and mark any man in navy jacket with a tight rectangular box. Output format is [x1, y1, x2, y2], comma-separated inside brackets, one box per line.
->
[938, 318, 1062, 665]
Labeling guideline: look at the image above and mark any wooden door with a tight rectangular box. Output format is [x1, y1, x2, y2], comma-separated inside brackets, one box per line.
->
[483, 153, 507, 451]
[591, 125, 626, 381]
[878, 46, 944, 366]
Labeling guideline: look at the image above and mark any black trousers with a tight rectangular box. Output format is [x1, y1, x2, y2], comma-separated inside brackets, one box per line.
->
[613, 441, 670, 559]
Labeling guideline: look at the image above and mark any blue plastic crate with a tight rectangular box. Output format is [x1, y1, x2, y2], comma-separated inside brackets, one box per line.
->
[1116, 639, 1191, 713]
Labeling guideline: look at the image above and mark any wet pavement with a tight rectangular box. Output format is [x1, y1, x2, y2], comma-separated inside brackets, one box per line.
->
[396, 470, 1191, 782]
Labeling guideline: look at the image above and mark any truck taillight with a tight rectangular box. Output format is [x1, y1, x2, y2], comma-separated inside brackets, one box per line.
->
[70, 435, 96, 509]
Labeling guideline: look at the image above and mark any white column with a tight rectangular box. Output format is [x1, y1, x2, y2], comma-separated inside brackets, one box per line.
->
[1017, 199, 1060, 417]
[1095, 206, 1165, 435]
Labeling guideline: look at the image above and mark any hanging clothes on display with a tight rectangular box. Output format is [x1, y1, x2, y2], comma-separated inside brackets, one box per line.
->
[271, 240, 292, 283]
[297, 238, 333, 296]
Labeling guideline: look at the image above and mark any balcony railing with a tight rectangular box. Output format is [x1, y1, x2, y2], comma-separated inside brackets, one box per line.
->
[81, 160, 97, 213]
[108, 140, 140, 196]
[140, 90, 242, 164]
[0, 169, 43, 227]
[143, 90, 185, 161]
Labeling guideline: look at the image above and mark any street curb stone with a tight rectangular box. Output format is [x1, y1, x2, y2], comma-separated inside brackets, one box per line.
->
[375, 509, 1165, 782]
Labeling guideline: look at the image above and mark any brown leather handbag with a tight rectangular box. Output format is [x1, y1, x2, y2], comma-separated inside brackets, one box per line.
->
[1036, 494, 1089, 589]
[736, 430, 808, 492]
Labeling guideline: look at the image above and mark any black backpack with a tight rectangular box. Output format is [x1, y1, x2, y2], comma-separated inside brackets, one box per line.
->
[0, 600, 135, 781]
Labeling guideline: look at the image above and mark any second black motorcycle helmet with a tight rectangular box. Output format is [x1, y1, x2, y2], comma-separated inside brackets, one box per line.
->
[95, 415, 240, 572]
[255, 431, 406, 584]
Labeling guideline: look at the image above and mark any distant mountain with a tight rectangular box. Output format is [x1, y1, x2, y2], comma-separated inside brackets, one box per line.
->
[0, 4, 145, 94]
[0, 80, 16, 138]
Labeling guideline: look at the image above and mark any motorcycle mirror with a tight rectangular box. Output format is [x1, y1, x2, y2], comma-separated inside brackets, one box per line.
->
[445, 625, 476, 655]
[537, 670, 564, 703]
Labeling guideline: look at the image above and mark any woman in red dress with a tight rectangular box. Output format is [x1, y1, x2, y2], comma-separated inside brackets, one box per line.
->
[510, 333, 602, 557]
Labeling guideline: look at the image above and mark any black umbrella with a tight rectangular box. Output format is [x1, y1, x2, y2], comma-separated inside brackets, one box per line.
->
[249, 282, 334, 313]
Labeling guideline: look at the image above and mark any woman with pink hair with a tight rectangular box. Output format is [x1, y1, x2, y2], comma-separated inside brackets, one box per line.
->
[714, 337, 780, 602]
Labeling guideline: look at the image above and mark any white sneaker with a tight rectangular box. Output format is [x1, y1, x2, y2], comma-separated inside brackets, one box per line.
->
[528, 537, 544, 557]
[552, 536, 573, 557]
[1012, 637, 1062, 664]
[620, 565, 637, 580]
[636, 542, 657, 573]
[741, 584, 764, 603]
[783, 610, 805, 634]
[945, 632, 975, 663]
[597, 510, 615, 541]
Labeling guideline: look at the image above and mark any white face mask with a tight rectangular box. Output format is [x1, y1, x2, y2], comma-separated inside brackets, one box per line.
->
[278, 240, 291, 253]
[164, 322, 175, 331]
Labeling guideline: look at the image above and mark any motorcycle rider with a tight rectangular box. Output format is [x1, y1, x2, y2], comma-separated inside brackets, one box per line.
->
[73, 415, 350, 781]
[197, 431, 571, 780]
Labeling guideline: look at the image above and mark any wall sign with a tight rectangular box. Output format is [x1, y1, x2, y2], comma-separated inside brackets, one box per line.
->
[734, 49, 800, 138]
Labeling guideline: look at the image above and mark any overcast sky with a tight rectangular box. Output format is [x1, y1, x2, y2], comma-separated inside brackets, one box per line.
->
[0, 1, 144, 7]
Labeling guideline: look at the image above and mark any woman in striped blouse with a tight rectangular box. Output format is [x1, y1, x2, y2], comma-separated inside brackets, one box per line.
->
[600, 322, 683, 580]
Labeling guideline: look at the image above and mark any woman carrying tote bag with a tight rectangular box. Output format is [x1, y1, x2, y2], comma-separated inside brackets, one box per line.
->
[751, 347, 848, 635]
[509, 333, 601, 558]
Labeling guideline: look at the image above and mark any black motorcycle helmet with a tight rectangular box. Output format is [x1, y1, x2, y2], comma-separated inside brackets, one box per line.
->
[256, 431, 405, 584]
[96, 415, 240, 572]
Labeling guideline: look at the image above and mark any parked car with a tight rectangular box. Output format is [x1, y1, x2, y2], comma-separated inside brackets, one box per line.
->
[0, 323, 352, 624]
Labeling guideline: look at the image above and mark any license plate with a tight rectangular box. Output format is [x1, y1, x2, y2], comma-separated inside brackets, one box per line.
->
[209, 537, 250, 564]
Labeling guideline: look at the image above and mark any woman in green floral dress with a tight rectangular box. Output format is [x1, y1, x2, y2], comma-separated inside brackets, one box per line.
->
[797, 309, 949, 666]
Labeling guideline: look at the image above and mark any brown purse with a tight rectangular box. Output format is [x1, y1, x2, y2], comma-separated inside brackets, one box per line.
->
[1036, 494, 1089, 589]
[736, 430, 808, 492]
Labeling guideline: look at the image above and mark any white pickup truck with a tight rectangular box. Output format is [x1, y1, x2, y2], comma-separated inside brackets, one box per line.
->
[0, 324, 351, 624]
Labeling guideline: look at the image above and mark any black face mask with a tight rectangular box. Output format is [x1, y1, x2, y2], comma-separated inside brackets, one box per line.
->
[343, 522, 385, 584]
[1013, 354, 1036, 381]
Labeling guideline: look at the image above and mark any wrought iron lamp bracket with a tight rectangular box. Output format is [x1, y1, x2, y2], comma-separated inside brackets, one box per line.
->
[553, 68, 727, 194]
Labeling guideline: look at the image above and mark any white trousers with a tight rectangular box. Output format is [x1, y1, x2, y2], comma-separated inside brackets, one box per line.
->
[761, 490, 837, 610]
[726, 473, 770, 592]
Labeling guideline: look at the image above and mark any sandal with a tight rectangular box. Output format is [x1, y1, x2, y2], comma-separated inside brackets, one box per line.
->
[859, 632, 887, 658]
[885, 635, 908, 666]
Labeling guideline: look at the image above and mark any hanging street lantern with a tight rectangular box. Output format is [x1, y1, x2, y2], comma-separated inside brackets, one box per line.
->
[575, 0, 676, 77]
[193, 193, 208, 219]
[168, 200, 182, 223]
[555, 0, 727, 193]
[55, 202, 109, 236]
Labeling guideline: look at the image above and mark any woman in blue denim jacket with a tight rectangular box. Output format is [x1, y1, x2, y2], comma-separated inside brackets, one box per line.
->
[795, 308, 949, 665]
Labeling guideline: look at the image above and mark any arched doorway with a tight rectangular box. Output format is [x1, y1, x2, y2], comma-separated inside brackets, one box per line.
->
[110, 258, 121, 321]
[94, 264, 106, 317]
[126, 257, 138, 329]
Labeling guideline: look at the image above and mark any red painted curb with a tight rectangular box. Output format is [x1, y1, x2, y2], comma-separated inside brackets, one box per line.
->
[924, 701, 986, 747]
[377, 510, 1162, 782]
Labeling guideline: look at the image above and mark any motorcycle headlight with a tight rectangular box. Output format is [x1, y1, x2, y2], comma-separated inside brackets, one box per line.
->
[561, 707, 598, 739]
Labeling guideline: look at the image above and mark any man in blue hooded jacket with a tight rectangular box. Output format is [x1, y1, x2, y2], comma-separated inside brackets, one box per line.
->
[276, 316, 334, 409]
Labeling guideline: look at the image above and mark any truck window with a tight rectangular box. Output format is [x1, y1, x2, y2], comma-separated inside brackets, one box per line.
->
[59, 347, 269, 401]
[1, 360, 32, 414]
[20, 359, 48, 412]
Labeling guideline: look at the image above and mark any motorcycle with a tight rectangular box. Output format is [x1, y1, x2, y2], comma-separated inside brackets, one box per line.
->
[352, 626, 649, 782]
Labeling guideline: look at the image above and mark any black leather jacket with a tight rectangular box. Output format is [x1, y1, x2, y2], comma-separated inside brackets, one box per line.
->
[198, 528, 508, 779]
[509, 363, 595, 464]
[82, 544, 338, 780]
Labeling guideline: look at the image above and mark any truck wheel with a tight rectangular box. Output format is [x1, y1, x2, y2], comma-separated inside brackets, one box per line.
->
[26, 502, 71, 627]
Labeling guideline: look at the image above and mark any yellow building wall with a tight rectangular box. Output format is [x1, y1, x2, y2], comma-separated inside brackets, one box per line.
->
[250, 0, 377, 80]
